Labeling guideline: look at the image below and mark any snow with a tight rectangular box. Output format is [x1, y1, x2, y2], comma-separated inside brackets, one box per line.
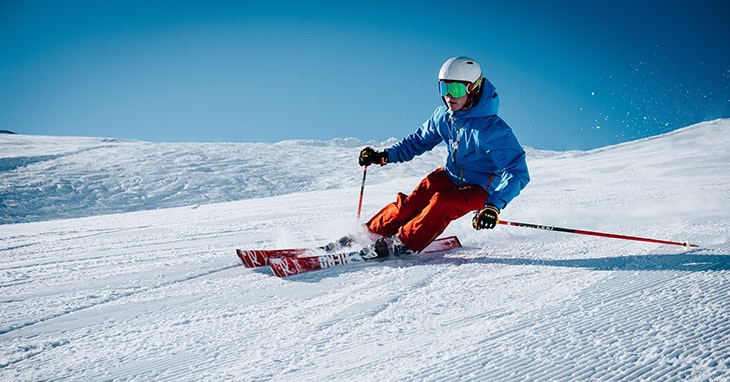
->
[1, 119, 729, 381]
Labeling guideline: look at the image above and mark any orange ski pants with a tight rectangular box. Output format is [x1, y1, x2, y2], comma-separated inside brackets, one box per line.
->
[366, 168, 488, 252]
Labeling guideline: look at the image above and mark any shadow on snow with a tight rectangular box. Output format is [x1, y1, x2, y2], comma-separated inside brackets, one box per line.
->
[273, 248, 730, 282]
[444, 248, 730, 272]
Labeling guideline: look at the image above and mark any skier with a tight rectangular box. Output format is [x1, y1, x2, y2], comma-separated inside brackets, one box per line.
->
[358, 56, 530, 258]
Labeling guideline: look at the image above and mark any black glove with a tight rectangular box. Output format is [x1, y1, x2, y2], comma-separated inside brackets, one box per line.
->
[472, 204, 500, 230]
[358, 147, 388, 166]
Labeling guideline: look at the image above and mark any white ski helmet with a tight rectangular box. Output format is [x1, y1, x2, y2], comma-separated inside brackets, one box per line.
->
[438, 56, 482, 83]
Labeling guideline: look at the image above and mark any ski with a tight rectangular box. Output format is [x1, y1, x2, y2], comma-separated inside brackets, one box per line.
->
[236, 248, 307, 268]
[268, 236, 462, 278]
[236, 236, 353, 268]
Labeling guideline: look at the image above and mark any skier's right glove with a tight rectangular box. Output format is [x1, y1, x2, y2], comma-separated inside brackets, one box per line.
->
[358, 147, 388, 167]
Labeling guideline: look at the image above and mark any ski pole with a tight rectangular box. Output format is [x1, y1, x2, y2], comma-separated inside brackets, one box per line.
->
[356, 166, 368, 224]
[498, 220, 698, 248]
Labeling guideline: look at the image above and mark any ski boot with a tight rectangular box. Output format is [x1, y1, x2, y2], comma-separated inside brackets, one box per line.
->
[360, 236, 413, 260]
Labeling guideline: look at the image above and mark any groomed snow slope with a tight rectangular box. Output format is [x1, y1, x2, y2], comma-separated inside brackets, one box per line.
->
[1, 119, 729, 381]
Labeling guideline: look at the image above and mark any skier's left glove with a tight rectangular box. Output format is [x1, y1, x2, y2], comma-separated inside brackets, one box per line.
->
[473, 204, 500, 230]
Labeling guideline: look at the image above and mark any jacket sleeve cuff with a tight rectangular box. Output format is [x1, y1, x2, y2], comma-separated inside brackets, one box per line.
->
[486, 201, 504, 212]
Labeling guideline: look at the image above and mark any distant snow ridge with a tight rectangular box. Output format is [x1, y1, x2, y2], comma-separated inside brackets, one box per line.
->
[1, 119, 727, 225]
[0, 135, 445, 224]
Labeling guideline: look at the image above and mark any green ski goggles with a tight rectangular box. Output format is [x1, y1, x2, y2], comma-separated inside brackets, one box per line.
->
[439, 81, 469, 98]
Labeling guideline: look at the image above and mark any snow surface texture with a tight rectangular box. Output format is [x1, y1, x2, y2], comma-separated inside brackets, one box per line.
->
[1, 119, 729, 381]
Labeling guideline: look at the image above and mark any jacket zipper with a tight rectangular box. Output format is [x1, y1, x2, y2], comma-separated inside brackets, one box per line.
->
[451, 115, 464, 187]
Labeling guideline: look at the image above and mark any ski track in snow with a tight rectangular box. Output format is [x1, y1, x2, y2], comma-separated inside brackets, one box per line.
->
[1, 120, 729, 381]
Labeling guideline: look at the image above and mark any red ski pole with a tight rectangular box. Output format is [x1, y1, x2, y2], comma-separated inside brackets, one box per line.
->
[356, 166, 368, 224]
[498, 220, 698, 248]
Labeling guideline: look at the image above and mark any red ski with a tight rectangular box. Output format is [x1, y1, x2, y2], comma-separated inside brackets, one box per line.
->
[236, 236, 354, 268]
[236, 247, 307, 268]
[269, 236, 462, 278]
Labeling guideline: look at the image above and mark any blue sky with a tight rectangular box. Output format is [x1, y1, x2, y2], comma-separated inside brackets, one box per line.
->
[1, 0, 728, 150]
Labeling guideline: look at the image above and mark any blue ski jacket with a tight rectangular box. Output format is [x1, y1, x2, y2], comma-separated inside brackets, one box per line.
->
[385, 78, 530, 210]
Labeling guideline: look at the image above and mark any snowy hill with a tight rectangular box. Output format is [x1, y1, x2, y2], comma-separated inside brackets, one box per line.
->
[1, 119, 729, 381]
